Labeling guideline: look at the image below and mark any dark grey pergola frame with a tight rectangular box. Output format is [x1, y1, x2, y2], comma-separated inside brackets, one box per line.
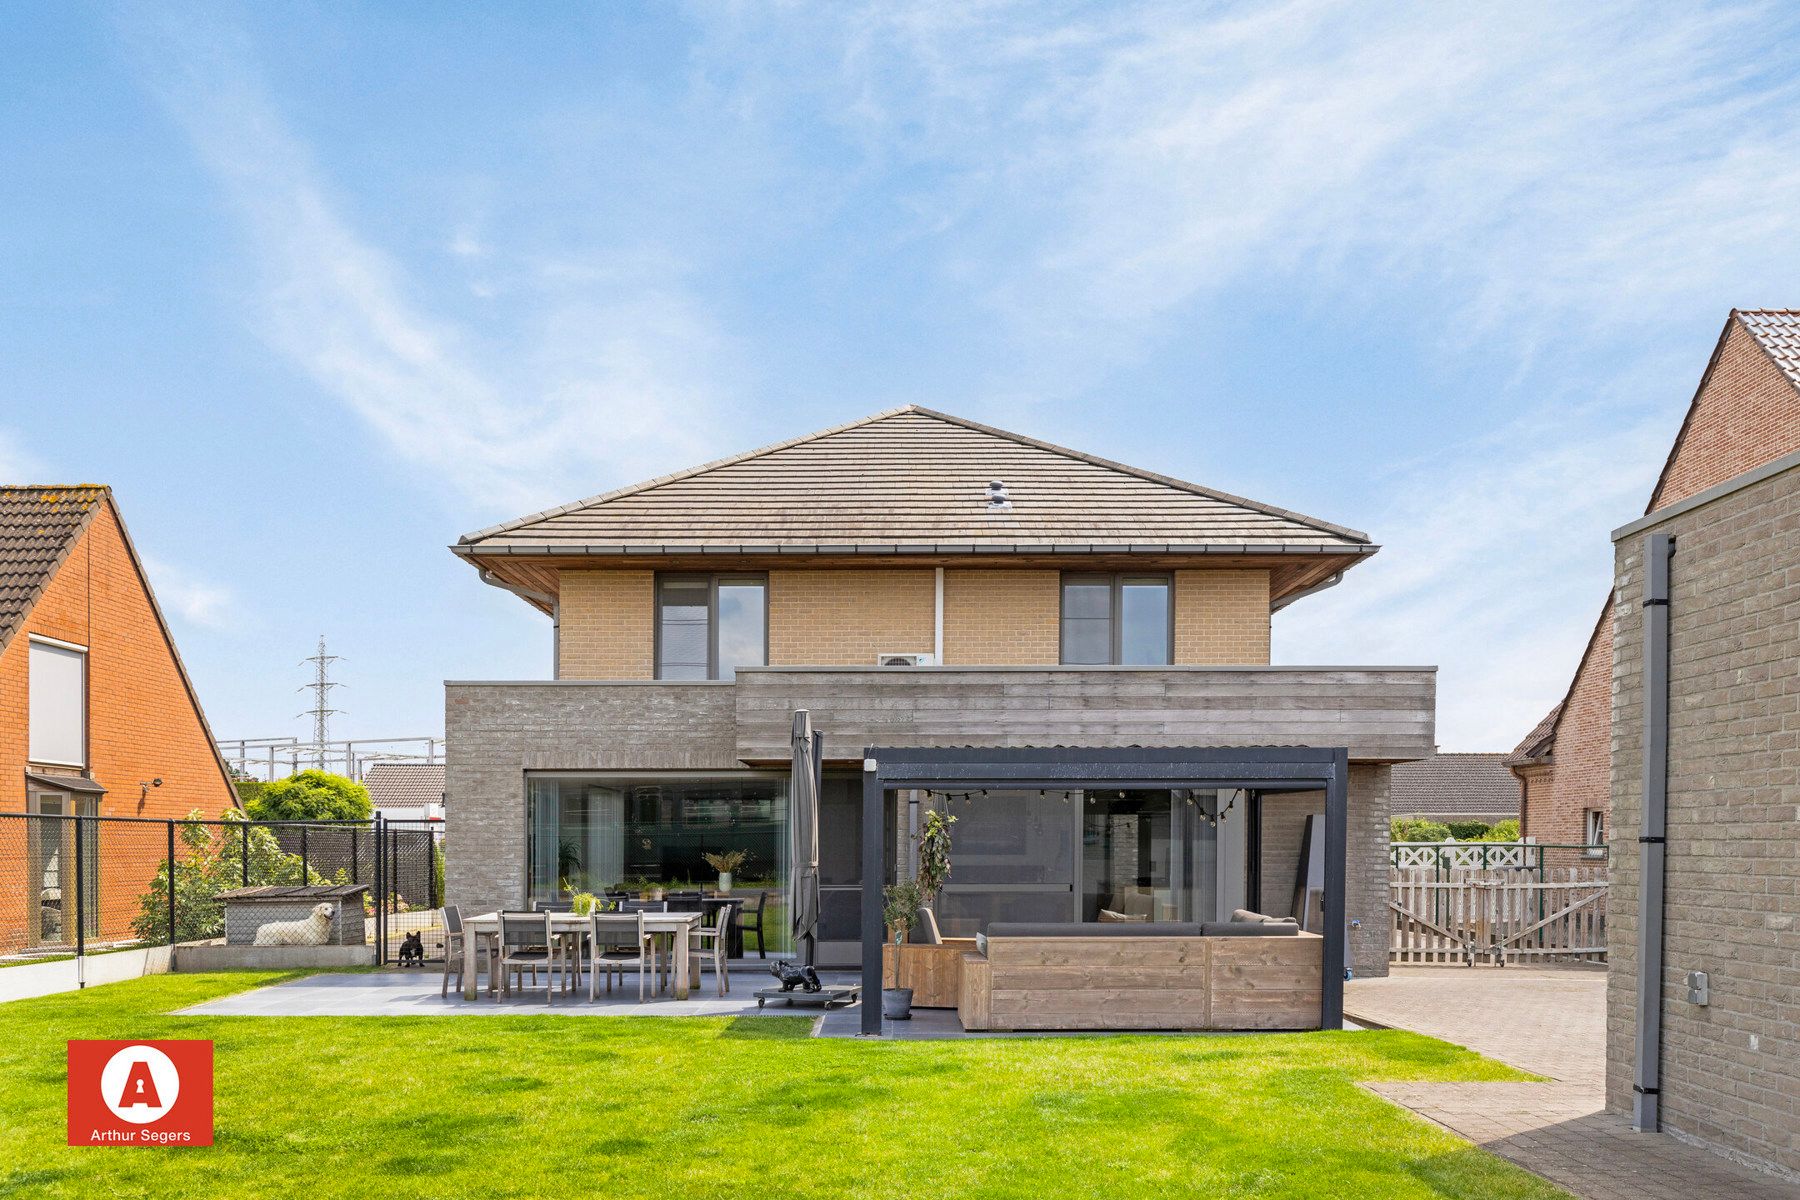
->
[860, 745, 1349, 1036]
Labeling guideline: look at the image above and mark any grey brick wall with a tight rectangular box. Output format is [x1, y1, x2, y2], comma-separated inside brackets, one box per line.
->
[444, 681, 739, 917]
[1607, 457, 1800, 1176]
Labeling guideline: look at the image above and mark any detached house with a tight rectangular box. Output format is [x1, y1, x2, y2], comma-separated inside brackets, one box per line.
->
[445, 407, 1434, 1002]
[0, 486, 238, 956]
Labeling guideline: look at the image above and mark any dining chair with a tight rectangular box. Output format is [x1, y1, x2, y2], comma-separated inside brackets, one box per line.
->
[497, 911, 561, 1004]
[591, 910, 656, 1002]
[689, 900, 738, 997]
[736, 891, 769, 959]
[534, 900, 581, 988]
[439, 905, 495, 999]
[618, 900, 670, 991]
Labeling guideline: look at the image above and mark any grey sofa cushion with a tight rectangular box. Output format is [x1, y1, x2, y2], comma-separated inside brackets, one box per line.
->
[1201, 920, 1300, 936]
[987, 921, 1206, 939]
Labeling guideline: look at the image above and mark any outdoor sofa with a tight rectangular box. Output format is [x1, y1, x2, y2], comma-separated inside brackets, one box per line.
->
[956, 912, 1322, 1032]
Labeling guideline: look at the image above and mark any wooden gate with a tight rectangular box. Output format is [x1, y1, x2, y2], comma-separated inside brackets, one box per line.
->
[1389, 867, 1608, 965]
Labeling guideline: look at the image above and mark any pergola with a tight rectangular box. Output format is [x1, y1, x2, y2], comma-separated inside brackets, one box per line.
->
[859, 745, 1349, 1036]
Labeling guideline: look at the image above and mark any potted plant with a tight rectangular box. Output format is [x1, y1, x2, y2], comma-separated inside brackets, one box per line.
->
[702, 849, 750, 894]
[571, 892, 598, 916]
[915, 810, 955, 919]
[881, 879, 924, 1020]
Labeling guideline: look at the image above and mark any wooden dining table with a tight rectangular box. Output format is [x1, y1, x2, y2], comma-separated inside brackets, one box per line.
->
[460, 911, 703, 1002]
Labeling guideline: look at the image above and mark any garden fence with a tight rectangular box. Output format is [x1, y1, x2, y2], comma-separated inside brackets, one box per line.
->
[1389, 865, 1609, 965]
[0, 812, 445, 969]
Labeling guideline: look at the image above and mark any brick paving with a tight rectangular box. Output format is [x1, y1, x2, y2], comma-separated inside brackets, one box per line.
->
[1347, 965, 1800, 1200]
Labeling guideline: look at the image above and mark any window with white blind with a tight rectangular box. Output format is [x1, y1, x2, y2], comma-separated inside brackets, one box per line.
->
[29, 638, 87, 767]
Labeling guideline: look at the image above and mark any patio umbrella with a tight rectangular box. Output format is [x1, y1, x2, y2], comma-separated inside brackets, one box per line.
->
[789, 710, 822, 967]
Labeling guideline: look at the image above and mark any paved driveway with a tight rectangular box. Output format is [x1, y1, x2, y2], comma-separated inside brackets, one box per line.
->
[1347, 965, 1799, 1200]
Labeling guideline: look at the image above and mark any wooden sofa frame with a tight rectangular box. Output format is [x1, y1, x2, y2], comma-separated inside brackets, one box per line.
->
[957, 931, 1323, 1032]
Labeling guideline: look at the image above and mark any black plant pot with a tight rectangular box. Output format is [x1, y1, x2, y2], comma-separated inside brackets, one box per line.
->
[881, 987, 913, 1020]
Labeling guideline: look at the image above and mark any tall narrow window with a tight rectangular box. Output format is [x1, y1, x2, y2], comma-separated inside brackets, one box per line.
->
[28, 638, 87, 766]
[656, 574, 767, 680]
[1060, 574, 1171, 665]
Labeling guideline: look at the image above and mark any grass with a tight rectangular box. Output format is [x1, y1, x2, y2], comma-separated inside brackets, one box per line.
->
[0, 972, 1571, 1200]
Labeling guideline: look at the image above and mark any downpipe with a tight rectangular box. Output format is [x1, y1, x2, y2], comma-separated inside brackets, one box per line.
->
[1633, 533, 1675, 1133]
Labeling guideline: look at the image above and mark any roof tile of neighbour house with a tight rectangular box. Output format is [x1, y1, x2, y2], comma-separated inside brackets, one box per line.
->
[0, 485, 108, 653]
[1735, 309, 1800, 389]
[1390, 752, 1522, 821]
[362, 763, 446, 813]
[460, 406, 1372, 552]
[1505, 704, 1561, 768]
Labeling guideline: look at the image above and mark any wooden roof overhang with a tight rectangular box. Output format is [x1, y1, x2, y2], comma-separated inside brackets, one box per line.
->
[452, 541, 1377, 615]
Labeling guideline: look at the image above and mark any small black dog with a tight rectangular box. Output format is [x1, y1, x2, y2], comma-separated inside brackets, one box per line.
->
[398, 931, 425, 968]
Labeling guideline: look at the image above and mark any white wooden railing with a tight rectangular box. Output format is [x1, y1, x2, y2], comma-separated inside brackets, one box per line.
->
[1389, 866, 1609, 964]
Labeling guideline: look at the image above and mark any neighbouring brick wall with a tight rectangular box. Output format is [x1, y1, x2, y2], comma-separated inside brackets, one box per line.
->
[769, 569, 935, 665]
[1651, 321, 1800, 510]
[942, 569, 1059, 663]
[1529, 612, 1612, 846]
[557, 571, 654, 679]
[1528, 317, 1800, 843]
[1175, 570, 1270, 664]
[1607, 458, 1800, 1176]
[0, 504, 237, 949]
[1255, 764, 1390, 979]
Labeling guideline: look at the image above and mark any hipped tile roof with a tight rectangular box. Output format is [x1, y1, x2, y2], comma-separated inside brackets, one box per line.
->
[363, 763, 446, 812]
[0, 486, 108, 653]
[1735, 309, 1800, 390]
[458, 407, 1372, 554]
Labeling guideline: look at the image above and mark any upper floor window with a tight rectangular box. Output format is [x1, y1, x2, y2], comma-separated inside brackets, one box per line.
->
[28, 637, 87, 766]
[656, 574, 767, 680]
[1060, 574, 1171, 665]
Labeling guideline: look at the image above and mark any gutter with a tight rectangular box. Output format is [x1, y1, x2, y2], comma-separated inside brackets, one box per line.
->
[476, 567, 561, 679]
[1633, 532, 1675, 1133]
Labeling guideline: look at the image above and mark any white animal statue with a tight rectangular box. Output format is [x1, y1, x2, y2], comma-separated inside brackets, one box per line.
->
[253, 902, 335, 947]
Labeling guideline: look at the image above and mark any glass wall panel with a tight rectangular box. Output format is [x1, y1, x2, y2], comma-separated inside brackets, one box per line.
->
[937, 790, 1077, 936]
[526, 775, 787, 949]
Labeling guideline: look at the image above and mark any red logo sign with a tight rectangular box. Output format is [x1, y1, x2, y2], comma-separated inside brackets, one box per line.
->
[68, 1040, 213, 1147]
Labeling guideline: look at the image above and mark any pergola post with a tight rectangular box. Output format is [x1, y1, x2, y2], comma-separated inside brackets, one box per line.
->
[1320, 748, 1348, 1030]
[860, 757, 886, 1036]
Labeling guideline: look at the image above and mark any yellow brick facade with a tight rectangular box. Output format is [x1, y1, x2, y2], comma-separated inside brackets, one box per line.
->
[942, 569, 1059, 664]
[557, 570, 655, 679]
[1174, 569, 1270, 664]
[768, 569, 934, 664]
[554, 566, 1272, 677]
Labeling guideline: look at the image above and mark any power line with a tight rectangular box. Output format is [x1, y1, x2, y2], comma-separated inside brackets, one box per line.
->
[297, 636, 343, 768]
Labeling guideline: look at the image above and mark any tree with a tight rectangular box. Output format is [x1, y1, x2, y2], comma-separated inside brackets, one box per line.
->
[131, 809, 319, 944]
[245, 770, 372, 822]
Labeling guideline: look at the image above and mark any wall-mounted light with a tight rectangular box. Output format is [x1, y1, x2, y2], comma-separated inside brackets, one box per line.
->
[139, 778, 163, 808]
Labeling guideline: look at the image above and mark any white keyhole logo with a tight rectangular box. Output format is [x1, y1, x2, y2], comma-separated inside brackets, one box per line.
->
[99, 1045, 180, 1124]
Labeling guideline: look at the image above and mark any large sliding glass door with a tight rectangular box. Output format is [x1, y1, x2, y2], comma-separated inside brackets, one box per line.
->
[526, 774, 787, 930]
[934, 788, 1245, 936]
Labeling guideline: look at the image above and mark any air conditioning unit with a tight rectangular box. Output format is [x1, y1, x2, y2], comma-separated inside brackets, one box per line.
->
[877, 653, 936, 667]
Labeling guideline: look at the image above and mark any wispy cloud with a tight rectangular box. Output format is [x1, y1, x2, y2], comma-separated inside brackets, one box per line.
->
[119, 10, 735, 518]
[141, 555, 237, 630]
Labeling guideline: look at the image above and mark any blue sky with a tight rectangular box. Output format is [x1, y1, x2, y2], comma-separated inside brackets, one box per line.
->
[5, 2, 1800, 751]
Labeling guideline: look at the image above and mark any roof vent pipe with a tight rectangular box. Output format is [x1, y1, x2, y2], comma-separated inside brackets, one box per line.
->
[986, 479, 1012, 512]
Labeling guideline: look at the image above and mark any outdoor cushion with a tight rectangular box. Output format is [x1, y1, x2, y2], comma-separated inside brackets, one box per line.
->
[1201, 921, 1300, 937]
[987, 922, 1206, 939]
[1231, 908, 1295, 925]
[974, 932, 988, 956]
[1097, 908, 1149, 923]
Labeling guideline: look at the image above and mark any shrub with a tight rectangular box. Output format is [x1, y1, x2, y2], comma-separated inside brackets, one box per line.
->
[1446, 820, 1492, 841]
[1390, 817, 1451, 843]
[1478, 818, 1521, 842]
[245, 770, 372, 822]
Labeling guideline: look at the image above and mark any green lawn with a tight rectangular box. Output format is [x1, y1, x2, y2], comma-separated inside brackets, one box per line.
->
[0, 972, 1569, 1199]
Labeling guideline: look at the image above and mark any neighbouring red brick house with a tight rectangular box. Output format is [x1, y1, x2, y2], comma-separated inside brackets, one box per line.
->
[1513, 310, 1800, 845]
[0, 486, 238, 954]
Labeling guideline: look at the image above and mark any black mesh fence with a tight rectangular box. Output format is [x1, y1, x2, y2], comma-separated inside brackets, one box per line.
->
[0, 813, 444, 965]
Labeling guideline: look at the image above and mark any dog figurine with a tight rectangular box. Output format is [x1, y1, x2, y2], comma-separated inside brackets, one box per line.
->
[398, 930, 425, 967]
[769, 960, 824, 993]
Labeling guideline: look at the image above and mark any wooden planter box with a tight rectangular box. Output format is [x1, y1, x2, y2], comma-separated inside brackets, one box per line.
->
[881, 939, 979, 1008]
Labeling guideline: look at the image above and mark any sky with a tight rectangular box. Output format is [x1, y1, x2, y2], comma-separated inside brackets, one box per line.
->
[5, 2, 1800, 752]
